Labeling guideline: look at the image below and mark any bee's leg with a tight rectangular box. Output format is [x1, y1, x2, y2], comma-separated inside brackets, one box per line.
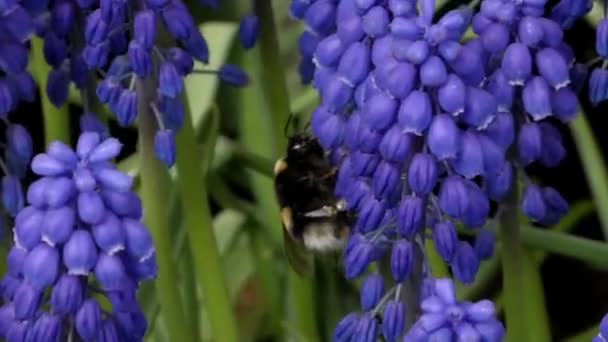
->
[303, 205, 337, 218]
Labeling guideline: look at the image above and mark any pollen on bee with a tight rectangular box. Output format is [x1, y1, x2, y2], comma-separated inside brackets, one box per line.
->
[281, 207, 294, 233]
[274, 159, 288, 175]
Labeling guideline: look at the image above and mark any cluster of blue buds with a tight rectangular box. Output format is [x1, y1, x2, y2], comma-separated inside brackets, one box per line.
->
[291, 0, 589, 339]
[0, 2, 37, 234]
[0, 132, 157, 341]
[34, 0, 257, 168]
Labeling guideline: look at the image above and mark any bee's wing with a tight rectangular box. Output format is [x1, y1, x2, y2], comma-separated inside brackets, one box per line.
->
[283, 229, 314, 277]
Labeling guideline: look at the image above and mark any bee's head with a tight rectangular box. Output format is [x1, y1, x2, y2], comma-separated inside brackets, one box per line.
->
[287, 134, 324, 158]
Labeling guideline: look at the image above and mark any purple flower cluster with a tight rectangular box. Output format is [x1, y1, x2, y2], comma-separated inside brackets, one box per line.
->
[334, 277, 504, 342]
[34, 0, 256, 167]
[0, 132, 157, 341]
[291, 0, 585, 339]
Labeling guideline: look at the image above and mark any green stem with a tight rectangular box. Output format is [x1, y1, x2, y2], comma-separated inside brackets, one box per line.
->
[289, 272, 319, 341]
[520, 226, 608, 264]
[570, 112, 608, 240]
[30, 37, 70, 145]
[136, 80, 190, 342]
[564, 324, 600, 342]
[499, 172, 527, 342]
[176, 95, 239, 341]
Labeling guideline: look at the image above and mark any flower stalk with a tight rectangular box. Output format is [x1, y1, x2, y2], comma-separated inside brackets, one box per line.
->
[137, 78, 191, 342]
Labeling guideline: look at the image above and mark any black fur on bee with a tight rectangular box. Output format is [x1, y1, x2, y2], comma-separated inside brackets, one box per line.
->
[274, 132, 353, 275]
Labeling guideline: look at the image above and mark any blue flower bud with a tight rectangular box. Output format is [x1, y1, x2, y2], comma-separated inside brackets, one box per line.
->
[439, 175, 470, 220]
[123, 218, 155, 262]
[50, 275, 83, 315]
[344, 235, 373, 279]
[391, 17, 422, 41]
[2, 176, 23, 217]
[47, 69, 70, 107]
[94, 168, 133, 193]
[502, 43, 532, 86]
[428, 114, 461, 160]
[463, 87, 496, 129]
[154, 129, 177, 168]
[421, 55, 448, 86]
[391, 239, 414, 282]
[0, 276, 19, 301]
[85, 10, 109, 45]
[63, 230, 98, 276]
[13, 281, 41, 320]
[183, 30, 211, 63]
[486, 70, 514, 112]
[539, 123, 565, 168]
[134, 10, 156, 49]
[29, 313, 61, 341]
[298, 31, 319, 58]
[2, 4, 35, 43]
[128, 41, 152, 77]
[337, 42, 371, 87]
[484, 161, 513, 201]
[7, 247, 26, 277]
[397, 196, 424, 239]
[14, 208, 43, 250]
[453, 131, 484, 179]
[437, 74, 465, 115]
[551, 88, 578, 122]
[88, 137, 122, 163]
[378, 126, 413, 163]
[337, 15, 364, 45]
[76, 299, 102, 341]
[372, 161, 400, 199]
[43, 32, 68, 68]
[518, 122, 542, 166]
[597, 19, 608, 58]
[160, 3, 196, 40]
[522, 185, 547, 222]
[102, 190, 142, 219]
[238, 14, 259, 49]
[374, 62, 416, 99]
[45, 177, 76, 208]
[360, 274, 384, 311]
[481, 22, 509, 53]
[83, 41, 110, 68]
[304, 0, 336, 36]
[218, 64, 249, 87]
[321, 76, 353, 112]
[540, 17, 564, 47]
[47, 142, 78, 169]
[314, 34, 344, 68]
[536, 48, 570, 90]
[95, 253, 127, 291]
[397, 91, 431, 135]
[474, 231, 495, 260]
[518, 16, 543, 47]
[371, 35, 394, 66]
[51, 0, 75, 36]
[382, 301, 405, 342]
[96, 78, 121, 105]
[483, 111, 514, 151]
[167, 48, 194, 76]
[362, 92, 397, 131]
[451, 241, 479, 284]
[543, 187, 568, 224]
[159, 62, 184, 98]
[389, 0, 415, 16]
[0, 304, 14, 336]
[334, 313, 359, 342]
[9, 72, 36, 103]
[362, 6, 389, 38]
[356, 196, 387, 233]
[31, 153, 67, 176]
[23, 243, 60, 290]
[589, 68, 608, 105]
[449, 41, 484, 81]
[78, 191, 106, 225]
[42, 206, 75, 246]
[408, 153, 438, 195]
[433, 221, 458, 263]
[353, 313, 379, 342]
[115, 89, 138, 127]
[462, 182, 490, 228]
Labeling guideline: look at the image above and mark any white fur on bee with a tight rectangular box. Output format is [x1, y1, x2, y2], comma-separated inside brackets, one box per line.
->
[302, 222, 346, 252]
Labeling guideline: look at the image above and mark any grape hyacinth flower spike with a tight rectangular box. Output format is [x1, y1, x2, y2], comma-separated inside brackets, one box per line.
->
[0, 132, 157, 340]
[291, 0, 583, 338]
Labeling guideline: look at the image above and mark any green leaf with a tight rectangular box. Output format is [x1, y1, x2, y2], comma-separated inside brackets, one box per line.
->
[185, 22, 238, 128]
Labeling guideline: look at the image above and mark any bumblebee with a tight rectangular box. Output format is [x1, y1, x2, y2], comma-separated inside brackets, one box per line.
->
[274, 132, 352, 276]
